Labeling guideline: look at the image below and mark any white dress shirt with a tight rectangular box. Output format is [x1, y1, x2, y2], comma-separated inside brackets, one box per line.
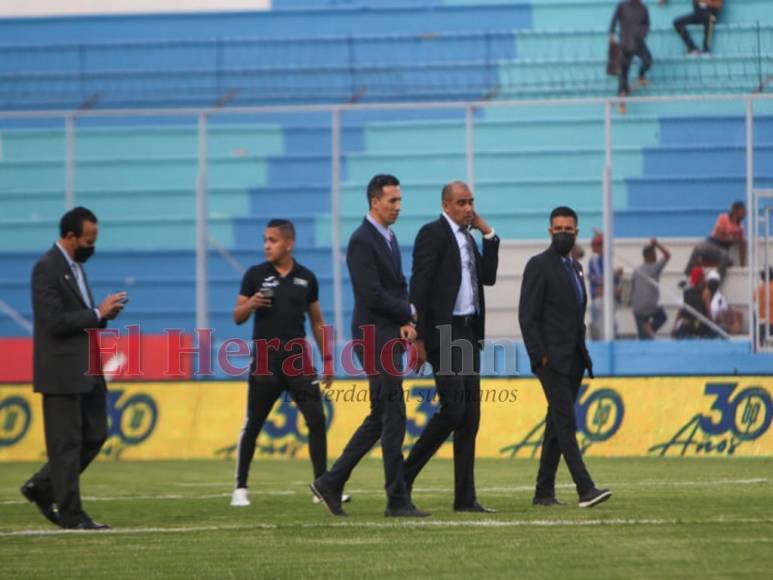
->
[56, 242, 100, 321]
[442, 212, 478, 316]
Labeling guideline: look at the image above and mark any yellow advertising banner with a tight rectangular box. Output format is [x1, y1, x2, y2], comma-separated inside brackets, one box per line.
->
[1, 377, 771, 461]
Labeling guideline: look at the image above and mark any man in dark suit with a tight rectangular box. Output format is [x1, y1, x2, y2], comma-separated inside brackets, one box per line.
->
[404, 181, 499, 512]
[311, 175, 428, 518]
[519, 206, 611, 509]
[20, 207, 127, 530]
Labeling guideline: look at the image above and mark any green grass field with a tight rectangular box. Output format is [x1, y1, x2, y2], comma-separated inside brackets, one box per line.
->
[1, 458, 772, 579]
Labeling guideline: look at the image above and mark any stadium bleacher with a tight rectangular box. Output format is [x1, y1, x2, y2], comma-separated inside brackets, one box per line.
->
[1, 0, 772, 376]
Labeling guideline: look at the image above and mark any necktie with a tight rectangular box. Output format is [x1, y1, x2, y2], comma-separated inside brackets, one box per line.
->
[462, 228, 480, 313]
[388, 231, 401, 274]
[563, 258, 583, 308]
[71, 262, 92, 308]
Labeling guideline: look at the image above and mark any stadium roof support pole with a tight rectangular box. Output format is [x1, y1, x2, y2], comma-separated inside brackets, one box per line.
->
[331, 108, 344, 352]
[64, 113, 75, 209]
[602, 99, 615, 342]
[196, 112, 209, 334]
[465, 104, 475, 192]
[746, 98, 756, 350]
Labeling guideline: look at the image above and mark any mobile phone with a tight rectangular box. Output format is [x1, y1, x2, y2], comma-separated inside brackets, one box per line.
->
[260, 288, 274, 307]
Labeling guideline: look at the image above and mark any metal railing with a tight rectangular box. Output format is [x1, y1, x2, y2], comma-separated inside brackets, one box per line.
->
[1, 24, 771, 109]
[1, 92, 773, 349]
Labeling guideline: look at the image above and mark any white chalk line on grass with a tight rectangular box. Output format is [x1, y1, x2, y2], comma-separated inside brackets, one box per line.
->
[2, 516, 773, 538]
[174, 477, 769, 494]
[0, 478, 768, 505]
[170, 477, 770, 493]
[301, 516, 773, 530]
[0, 523, 277, 537]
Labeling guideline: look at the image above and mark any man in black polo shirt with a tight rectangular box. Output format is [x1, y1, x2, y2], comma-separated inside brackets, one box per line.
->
[230, 219, 340, 508]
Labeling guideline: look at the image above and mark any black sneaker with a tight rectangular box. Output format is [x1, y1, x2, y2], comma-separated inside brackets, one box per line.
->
[578, 488, 612, 508]
[310, 480, 346, 516]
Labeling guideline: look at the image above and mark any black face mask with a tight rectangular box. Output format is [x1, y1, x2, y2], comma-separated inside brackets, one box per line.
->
[74, 245, 95, 263]
[552, 232, 576, 256]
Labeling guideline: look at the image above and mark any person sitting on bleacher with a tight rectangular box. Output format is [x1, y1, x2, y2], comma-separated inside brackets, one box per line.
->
[706, 269, 743, 334]
[672, 0, 724, 56]
[683, 201, 746, 281]
[673, 267, 714, 338]
[609, 0, 653, 114]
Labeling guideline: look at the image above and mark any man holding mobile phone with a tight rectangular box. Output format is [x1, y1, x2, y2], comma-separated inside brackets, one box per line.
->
[20, 207, 126, 530]
[230, 219, 341, 508]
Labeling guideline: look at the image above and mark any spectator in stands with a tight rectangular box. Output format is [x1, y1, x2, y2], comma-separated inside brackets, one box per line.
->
[588, 231, 623, 340]
[706, 269, 742, 334]
[673, 267, 713, 338]
[609, 0, 653, 114]
[673, 0, 724, 56]
[683, 201, 746, 280]
[571, 242, 585, 263]
[757, 267, 773, 342]
[631, 238, 671, 339]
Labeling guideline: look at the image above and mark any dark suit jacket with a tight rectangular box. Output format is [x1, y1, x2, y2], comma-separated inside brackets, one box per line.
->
[347, 219, 412, 350]
[31, 245, 107, 394]
[410, 216, 499, 355]
[518, 245, 593, 376]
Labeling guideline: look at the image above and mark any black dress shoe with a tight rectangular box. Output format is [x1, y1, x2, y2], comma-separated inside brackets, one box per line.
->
[310, 480, 346, 516]
[20, 481, 60, 527]
[532, 497, 566, 506]
[384, 505, 430, 518]
[454, 502, 497, 514]
[578, 487, 612, 508]
[63, 519, 111, 531]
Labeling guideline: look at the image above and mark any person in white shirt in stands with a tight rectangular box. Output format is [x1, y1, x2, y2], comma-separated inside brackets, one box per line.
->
[706, 269, 742, 335]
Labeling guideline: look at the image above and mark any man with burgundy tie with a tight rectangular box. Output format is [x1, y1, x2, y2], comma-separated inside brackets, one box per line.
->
[518, 206, 611, 508]
[311, 175, 428, 517]
[20, 207, 127, 530]
[405, 180, 499, 512]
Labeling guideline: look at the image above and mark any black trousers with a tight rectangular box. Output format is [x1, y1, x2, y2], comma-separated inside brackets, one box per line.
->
[317, 344, 410, 509]
[236, 355, 327, 488]
[619, 41, 653, 95]
[674, 7, 717, 52]
[29, 382, 108, 527]
[534, 354, 595, 498]
[404, 319, 481, 508]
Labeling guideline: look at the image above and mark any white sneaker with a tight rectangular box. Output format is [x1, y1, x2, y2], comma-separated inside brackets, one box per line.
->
[231, 488, 250, 507]
[313, 493, 351, 504]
